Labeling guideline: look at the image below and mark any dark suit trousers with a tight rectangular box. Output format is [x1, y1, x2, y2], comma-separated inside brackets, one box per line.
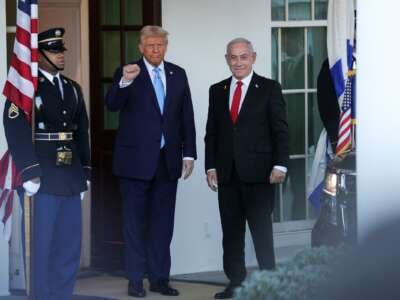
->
[218, 165, 276, 286]
[119, 150, 178, 283]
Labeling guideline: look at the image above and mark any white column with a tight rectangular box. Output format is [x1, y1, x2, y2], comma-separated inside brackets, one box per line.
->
[357, 1, 400, 239]
[0, 0, 10, 295]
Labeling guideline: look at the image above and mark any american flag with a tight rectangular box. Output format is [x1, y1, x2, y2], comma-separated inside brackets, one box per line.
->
[325, 0, 355, 156]
[336, 76, 354, 155]
[0, 0, 38, 240]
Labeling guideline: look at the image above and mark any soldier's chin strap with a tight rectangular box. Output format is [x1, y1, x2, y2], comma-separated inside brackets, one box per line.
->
[39, 49, 64, 71]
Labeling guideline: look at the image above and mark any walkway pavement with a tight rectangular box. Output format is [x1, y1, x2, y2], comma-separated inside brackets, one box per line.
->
[75, 276, 223, 300]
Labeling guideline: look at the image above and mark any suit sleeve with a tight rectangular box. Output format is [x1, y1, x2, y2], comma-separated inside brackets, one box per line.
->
[268, 81, 289, 168]
[204, 86, 216, 172]
[73, 83, 91, 180]
[3, 100, 42, 182]
[105, 66, 132, 112]
[180, 70, 197, 159]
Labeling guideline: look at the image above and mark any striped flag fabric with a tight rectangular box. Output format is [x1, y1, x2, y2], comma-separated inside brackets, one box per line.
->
[327, 0, 356, 155]
[308, 0, 355, 208]
[0, 0, 39, 240]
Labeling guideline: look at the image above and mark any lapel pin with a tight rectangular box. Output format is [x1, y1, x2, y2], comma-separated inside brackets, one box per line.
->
[224, 85, 227, 90]
[39, 77, 45, 83]
[63, 79, 68, 84]
[255, 83, 259, 88]
[169, 71, 174, 75]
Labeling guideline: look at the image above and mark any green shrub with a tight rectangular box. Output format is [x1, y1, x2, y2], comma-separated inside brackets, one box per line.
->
[234, 246, 347, 300]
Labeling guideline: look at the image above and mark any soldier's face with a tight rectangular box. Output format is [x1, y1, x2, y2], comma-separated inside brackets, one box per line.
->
[39, 50, 65, 73]
[225, 42, 256, 80]
[139, 36, 167, 67]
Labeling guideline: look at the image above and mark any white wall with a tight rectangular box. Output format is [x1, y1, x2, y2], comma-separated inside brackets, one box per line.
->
[0, 0, 10, 295]
[163, 0, 270, 274]
[357, 1, 400, 239]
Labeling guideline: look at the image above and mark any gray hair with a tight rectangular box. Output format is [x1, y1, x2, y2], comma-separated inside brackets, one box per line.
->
[140, 25, 169, 44]
[226, 37, 255, 54]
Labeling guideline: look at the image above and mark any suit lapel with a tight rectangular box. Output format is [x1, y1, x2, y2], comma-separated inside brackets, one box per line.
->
[138, 59, 162, 116]
[236, 73, 260, 124]
[60, 75, 73, 103]
[163, 63, 173, 116]
[222, 78, 232, 124]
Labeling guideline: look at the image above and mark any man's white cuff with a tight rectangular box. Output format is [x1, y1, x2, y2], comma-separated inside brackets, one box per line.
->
[119, 77, 133, 88]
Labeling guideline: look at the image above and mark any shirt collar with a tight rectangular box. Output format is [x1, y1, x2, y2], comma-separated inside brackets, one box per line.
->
[143, 57, 165, 75]
[231, 71, 253, 87]
[39, 68, 61, 84]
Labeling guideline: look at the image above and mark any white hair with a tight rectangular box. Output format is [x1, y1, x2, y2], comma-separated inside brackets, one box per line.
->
[226, 37, 255, 54]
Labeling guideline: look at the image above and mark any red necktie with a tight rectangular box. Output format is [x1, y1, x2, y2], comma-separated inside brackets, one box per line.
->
[230, 81, 243, 124]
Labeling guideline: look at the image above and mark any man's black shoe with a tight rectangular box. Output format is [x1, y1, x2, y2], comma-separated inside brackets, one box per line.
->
[150, 280, 179, 296]
[214, 285, 237, 299]
[128, 280, 146, 298]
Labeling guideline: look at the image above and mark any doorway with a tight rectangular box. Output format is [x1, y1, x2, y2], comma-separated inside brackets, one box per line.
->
[89, 0, 161, 271]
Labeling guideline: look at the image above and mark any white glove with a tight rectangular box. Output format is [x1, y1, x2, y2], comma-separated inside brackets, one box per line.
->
[23, 180, 41, 196]
[80, 180, 90, 201]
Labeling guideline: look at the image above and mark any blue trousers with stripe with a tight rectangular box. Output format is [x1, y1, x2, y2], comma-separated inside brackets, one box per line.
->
[31, 193, 82, 300]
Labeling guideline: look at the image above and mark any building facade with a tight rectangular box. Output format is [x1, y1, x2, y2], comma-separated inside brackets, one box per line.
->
[10, 0, 399, 294]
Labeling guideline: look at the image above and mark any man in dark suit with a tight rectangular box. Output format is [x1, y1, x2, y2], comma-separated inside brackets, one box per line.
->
[105, 25, 196, 298]
[205, 38, 289, 299]
[3, 28, 90, 299]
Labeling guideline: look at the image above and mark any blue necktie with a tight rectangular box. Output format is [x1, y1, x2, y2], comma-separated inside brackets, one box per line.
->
[153, 68, 165, 148]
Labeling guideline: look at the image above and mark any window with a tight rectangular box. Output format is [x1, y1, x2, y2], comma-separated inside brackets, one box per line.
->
[271, 0, 327, 222]
[99, 0, 144, 129]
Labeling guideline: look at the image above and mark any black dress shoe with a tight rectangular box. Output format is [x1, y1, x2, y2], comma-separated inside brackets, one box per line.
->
[214, 285, 236, 299]
[128, 280, 146, 298]
[150, 281, 179, 296]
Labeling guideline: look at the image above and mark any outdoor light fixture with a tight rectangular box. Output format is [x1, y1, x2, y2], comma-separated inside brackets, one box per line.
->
[323, 173, 338, 196]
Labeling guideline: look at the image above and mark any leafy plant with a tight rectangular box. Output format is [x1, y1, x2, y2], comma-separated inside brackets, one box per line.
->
[234, 246, 347, 300]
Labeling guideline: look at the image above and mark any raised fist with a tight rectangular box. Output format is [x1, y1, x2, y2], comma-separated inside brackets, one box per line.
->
[123, 64, 141, 82]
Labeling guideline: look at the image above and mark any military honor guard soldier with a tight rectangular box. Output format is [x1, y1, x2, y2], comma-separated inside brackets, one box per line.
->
[3, 28, 90, 300]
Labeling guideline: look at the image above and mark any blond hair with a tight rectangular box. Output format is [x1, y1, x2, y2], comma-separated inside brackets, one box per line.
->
[140, 25, 169, 44]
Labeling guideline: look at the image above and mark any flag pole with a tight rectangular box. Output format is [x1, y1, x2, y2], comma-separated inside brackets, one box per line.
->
[23, 195, 31, 296]
[24, 103, 35, 298]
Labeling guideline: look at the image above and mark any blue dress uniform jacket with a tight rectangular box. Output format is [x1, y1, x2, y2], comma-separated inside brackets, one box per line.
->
[3, 71, 90, 195]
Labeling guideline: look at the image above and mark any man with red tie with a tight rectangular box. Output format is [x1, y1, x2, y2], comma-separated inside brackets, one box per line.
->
[205, 38, 289, 299]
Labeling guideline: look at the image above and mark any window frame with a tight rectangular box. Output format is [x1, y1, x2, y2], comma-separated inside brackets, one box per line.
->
[271, 0, 327, 224]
